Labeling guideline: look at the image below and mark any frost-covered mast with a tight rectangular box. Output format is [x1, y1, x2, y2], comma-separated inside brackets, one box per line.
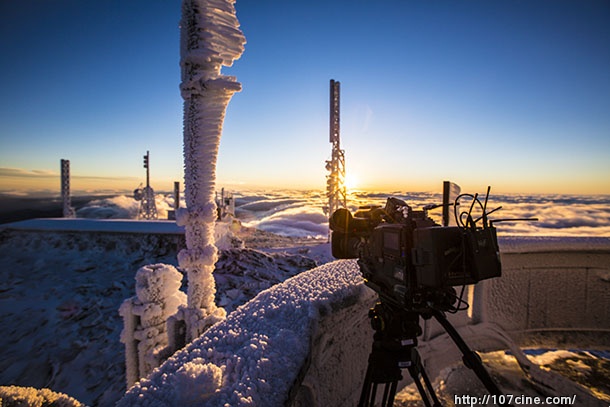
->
[176, 0, 245, 342]
[60, 159, 75, 218]
[138, 150, 158, 220]
[325, 79, 346, 220]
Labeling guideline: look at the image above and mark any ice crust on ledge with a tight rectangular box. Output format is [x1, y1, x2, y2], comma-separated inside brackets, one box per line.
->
[118, 260, 365, 407]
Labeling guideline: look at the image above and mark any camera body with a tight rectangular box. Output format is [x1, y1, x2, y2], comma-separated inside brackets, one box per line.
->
[330, 197, 501, 310]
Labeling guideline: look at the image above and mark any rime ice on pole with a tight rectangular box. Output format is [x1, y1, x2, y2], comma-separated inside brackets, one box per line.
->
[177, 0, 245, 342]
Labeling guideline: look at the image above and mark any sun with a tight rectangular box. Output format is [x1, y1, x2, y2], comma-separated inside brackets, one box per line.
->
[344, 173, 360, 191]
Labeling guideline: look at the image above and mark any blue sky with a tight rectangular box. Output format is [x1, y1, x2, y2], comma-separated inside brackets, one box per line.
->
[0, 0, 609, 196]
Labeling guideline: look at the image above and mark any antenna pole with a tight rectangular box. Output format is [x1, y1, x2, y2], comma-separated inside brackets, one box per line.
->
[326, 79, 347, 222]
[60, 159, 75, 218]
[139, 150, 157, 220]
[145, 151, 150, 188]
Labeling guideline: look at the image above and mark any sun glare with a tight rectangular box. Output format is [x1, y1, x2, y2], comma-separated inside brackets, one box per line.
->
[344, 174, 359, 191]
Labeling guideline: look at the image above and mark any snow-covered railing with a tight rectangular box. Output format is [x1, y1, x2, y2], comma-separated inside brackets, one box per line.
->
[120, 264, 187, 388]
[119, 237, 610, 406]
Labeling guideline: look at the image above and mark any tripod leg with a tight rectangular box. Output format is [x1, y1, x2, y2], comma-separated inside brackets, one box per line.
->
[381, 382, 392, 406]
[411, 372, 433, 407]
[408, 359, 445, 407]
[358, 364, 373, 407]
[431, 309, 508, 401]
[369, 383, 378, 407]
[419, 364, 442, 407]
[381, 381, 400, 407]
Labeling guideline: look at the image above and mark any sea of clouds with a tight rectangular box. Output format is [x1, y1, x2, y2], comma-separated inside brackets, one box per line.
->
[73, 189, 610, 238]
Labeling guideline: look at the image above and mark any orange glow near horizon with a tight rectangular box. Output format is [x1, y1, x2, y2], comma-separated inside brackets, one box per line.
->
[1, 168, 609, 197]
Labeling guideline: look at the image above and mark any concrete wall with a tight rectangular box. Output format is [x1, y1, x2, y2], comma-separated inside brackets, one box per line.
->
[486, 249, 610, 349]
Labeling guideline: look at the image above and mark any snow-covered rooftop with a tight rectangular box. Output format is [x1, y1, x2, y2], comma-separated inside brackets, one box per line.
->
[0, 218, 185, 234]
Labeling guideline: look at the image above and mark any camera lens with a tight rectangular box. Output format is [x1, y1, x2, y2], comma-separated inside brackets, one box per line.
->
[329, 208, 353, 233]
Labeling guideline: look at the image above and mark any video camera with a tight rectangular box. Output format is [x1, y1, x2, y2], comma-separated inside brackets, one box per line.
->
[329, 189, 502, 311]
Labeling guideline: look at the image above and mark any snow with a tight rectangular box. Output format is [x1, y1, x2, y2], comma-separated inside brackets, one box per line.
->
[0, 385, 84, 407]
[0, 229, 181, 405]
[117, 260, 367, 407]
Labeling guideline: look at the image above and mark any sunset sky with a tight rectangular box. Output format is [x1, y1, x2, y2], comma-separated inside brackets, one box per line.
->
[0, 0, 609, 196]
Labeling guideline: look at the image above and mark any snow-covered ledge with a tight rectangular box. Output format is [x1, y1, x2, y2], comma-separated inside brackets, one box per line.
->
[119, 237, 610, 406]
[118, 261, 375, 406]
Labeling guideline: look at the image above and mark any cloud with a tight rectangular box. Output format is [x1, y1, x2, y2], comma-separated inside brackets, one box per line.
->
[235, 192, 329, 239]
[0, 167, 139, 182]
[0, 167, 142, 198]
[12, 187, 609, 238]
[0, 167, 57, 178]
[233, 189, 610, 238]
[76, 194, 177, 220]
[255, 207, 329, 239]
[76, 196, 140, 219]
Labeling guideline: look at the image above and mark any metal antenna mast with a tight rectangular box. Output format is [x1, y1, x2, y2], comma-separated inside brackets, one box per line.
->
[60, 159, 75, 218]
[138, 150, 158, 220]
[325, 79, 347, 221]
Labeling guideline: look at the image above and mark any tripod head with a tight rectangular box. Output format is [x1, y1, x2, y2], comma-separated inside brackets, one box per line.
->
[360, 301, 439, 407]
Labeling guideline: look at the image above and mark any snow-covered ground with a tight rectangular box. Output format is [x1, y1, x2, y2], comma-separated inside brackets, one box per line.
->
[0, 223, 329, 406]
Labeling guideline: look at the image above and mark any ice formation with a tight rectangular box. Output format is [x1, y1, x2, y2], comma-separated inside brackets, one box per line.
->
[0, 385, 84, 407]
[120, 264, 187, 388]
[177, 0, 246, 342]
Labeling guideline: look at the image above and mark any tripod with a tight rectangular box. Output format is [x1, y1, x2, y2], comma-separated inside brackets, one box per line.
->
[358, 302, 509, 407]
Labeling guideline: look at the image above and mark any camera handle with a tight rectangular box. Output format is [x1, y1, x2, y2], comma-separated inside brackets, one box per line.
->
[358, 302, 511, 407]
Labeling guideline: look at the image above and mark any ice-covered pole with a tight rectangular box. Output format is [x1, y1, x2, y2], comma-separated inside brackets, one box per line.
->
[176, 0, 245, 342]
